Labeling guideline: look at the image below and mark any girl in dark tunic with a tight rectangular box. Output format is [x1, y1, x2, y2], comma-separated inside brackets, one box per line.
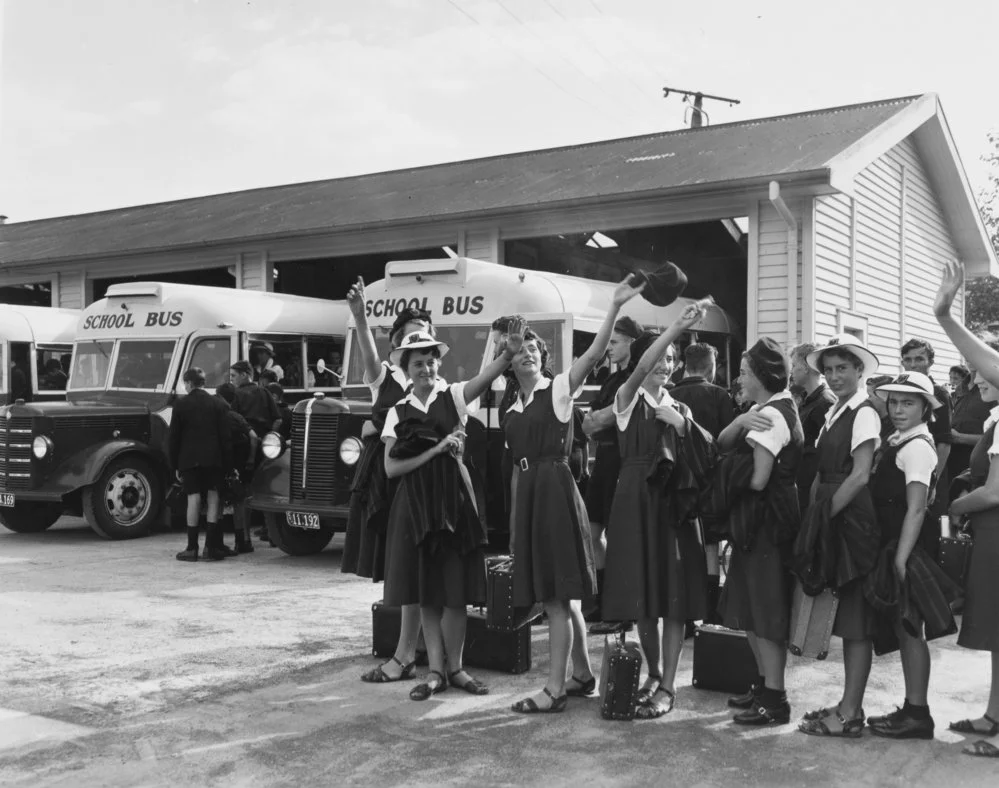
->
[506, 278, 645, 713]
[582, 315, 643, 618]
[864, 372, 956, 740]
[382, 324, 524, 702]
[716, 338, 803, 726]
[601, 305, 712, 719]
[342, 278, 435, 684]
[934, 260, 999, 758]
[797, 335, 881, 738]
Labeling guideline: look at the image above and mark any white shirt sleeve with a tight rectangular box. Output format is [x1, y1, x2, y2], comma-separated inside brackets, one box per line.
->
[851, 407, 882, 453]
[746, 405, 790, 457]
[896, 440, 937, 487]
[381, 406, 400, 442]
[988, 428, 999, 458]
[551, 371, 577, 423]
[450, 382, 475, 424]
[366, 361, 388, 397]
[613, 390, 640, 432]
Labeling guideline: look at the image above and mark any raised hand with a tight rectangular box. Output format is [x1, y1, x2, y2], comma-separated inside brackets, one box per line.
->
[611, 274, 647, 308]
[933, 260, 963, 318]
[501, 317, 527, 359]
[675, 296, 713, 330]
[346, 276, 366, 319]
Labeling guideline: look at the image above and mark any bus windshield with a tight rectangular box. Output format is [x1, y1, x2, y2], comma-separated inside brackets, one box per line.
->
[69, 339, 175, 391]
[70, 340, 114, 390]
[346, 325, 493, 385]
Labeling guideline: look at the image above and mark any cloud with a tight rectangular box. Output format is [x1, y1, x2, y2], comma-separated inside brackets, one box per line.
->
[128, 99, 164, 117]
[189, 42, 231, 64]
[245, 14, 280, 33]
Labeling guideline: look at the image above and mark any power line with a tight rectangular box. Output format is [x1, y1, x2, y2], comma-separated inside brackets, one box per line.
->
[444, 0, 480, 25]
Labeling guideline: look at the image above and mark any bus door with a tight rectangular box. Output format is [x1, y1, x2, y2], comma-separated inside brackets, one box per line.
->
[179, 329, 240, 393]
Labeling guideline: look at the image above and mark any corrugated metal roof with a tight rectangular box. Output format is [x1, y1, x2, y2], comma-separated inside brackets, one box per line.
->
[0, 96, 918, 265]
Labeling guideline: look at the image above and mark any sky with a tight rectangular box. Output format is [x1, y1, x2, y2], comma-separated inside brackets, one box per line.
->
[2, 0, 999, 223]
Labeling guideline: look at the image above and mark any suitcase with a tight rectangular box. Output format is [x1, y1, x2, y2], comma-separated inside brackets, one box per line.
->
[788, 583, 838, 660]
[691, 625, 757, 694]
[485, 556, 543, 631]
[598, 631, 642, 721]
[937, 536, 973, 588]
[465, 608, 532, 674]
[371, 600, 400, 658]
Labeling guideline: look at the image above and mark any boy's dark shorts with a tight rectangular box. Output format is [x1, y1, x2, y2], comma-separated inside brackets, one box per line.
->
[180, 467, 223, 496]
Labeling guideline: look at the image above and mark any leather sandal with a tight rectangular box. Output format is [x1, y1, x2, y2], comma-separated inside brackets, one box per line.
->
[963, 738, 999, 758]
[799, 710, 865, 738]
[950, 714, 999, 736]
[448, 669, 489, 696]
[511, 687, 568, 714]
[636, 688, 675, 719]
[637, 675, 663, 706]
[565, 675, 597, 697]
[360, 655, 416, 684]
[802, 705, 840, 722]
[409, 670, 448, 701]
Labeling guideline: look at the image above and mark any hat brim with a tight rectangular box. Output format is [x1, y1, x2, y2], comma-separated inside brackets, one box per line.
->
[806, 344, 879, 377]
[875, 383, 941, 411]
[634, 264, 689, 308]
[389, 340, 450, 367]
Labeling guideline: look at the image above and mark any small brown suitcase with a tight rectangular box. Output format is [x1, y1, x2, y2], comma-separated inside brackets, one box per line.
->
[598, 631, 642, 721]
[485, 556, 543, 631]
[788, 583, 838, 660]
[937, 535, 973, 588]
[691, 625, 757, 694]
[371, 600, 400, 658]
[465, 608, 532, 674]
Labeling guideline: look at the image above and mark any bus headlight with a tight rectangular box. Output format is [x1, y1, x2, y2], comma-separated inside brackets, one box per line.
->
[339, 437, 363, 466]
[32, 435, 54, 459]
[261, 432, 284, 460]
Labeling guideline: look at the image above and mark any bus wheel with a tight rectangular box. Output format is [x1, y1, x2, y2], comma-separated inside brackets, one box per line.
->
[264, 513, 334, 556]
[83, 456, 162, 540]
[0, 502, 62, 533]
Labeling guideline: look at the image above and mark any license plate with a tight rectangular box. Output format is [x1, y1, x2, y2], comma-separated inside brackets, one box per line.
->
[285, 510, 320, 530]
[0, 493, 14, 507]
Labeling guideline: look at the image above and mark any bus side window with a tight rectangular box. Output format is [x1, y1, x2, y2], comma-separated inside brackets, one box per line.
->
[36, 349, 69, 391]
[10, 341, 33, 402]
[248, 335, 304, 389]
[306, 335, 344, 389]
[188, 337, 232, 389]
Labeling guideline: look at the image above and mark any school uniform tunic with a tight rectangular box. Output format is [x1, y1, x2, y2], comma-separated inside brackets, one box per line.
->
[505, 371, 597, 606]
[342, 362, 408, 580]
[380, 379, 487, 608]
[719, 391, 803, 642]
[958, 408, 999, 651]
[814, 390, 882, 640]
[584, 368, 629, 525]
[601, 388, 708, 622]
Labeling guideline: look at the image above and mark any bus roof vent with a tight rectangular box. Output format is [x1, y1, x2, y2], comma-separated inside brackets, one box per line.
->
[386, 258, 462, 279]
[105, 283, 163, 299]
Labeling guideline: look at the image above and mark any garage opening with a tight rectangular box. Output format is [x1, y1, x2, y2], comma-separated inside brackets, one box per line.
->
[0, 281, 52, 307]
[92, 267, 235, 301]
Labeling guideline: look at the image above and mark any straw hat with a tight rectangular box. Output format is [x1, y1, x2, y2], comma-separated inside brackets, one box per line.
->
[806, 333, 879, 376]
[388, 330, 450, 367]
[875, 372, 941, 410]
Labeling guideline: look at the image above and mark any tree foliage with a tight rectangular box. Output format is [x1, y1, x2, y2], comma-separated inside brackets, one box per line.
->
[970, 132, 999, 332]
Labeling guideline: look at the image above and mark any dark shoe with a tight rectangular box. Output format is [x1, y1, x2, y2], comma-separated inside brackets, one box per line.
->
[201, 546, 228, 561]
[360, 655, 416, 684]
[448, 669, 489, 696]
[236, 540, 255, 554]
[869, 710, 934, 740]
[216, 544, 238, 557]
[409, 670, 448, 701]
[798, 710, 865, 738]
[636, 688, 675, 719]
[867, 704, 902, 728]
[511, 687, 567, 714]
[175, 548, 198, 562]
[950, 714, 999, 736]
[734, 700, 791, 726]
[728, 682, 760, 710]
[565, 674, 597, 697]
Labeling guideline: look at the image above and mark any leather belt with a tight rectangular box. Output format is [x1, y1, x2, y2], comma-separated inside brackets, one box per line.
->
[518, 455, 568, 471]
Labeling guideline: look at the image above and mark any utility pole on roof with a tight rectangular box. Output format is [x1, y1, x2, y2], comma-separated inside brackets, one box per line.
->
[662, 87, 741, 128]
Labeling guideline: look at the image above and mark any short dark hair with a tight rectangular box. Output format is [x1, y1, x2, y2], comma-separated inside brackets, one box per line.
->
[259, 369, 278, 385]
[492, 314, 526, 333]
[900, 338, 935, 364]
[521, 329, 552, 373]
[230, 360, 252, 376]
[818, 348, 865, 375]
[790, 342, 819, 365]
[45, 358, 62, 373]
[400, 345, 442, 370]
[183, 367, 207, 387]
[684, 343, 717, 375]
[950, 364, 971, 382]
[265, 382, 285, 401]
[216, 382, 236, 404]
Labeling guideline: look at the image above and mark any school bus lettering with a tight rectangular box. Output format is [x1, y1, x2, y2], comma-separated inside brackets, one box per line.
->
[82, 313, 137, 330]
[144, 311, 184, 328]
[441, 295, 484, 316]
[365, 297, 429, 318]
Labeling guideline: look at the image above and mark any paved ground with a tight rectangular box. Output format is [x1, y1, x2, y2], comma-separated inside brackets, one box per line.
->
[0, 517, 996, 787]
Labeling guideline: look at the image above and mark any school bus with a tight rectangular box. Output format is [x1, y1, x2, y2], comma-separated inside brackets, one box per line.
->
[250, 256, 741, 555]
[0, 305, 78, 405]
[0, 282, 348, 538]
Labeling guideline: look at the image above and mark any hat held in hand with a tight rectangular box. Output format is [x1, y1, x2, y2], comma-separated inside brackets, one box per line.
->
[631, 262, 688, 307]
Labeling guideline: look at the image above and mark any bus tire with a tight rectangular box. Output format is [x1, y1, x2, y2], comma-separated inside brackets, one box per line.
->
[264, 513, 334, 556]
[83, 456, 163, 540]
[0, 502, 63, 533]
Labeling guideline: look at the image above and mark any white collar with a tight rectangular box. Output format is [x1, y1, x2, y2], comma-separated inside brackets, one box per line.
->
[824, 389, 868, 429]
[985, 405, 999, 431]
[506, 375, 552, 414]
[398, 377, 449, 413]
[755, 389, 793, 409]
[638, 386, 673, 408]
[887, 423, 932, 446]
